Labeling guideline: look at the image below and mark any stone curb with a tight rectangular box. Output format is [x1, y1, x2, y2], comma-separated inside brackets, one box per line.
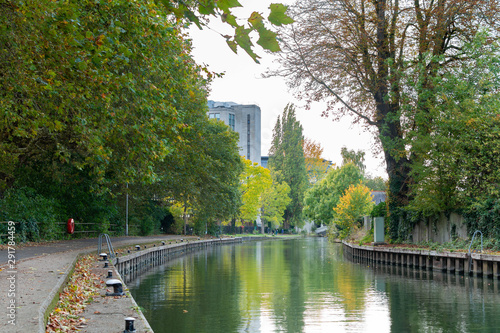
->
[115, 267, 154, 332]
[38, 254, 79, 333]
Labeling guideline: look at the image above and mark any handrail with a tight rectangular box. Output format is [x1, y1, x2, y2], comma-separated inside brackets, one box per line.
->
[97, 233, 116, 259]
[468, 230, 483, 255]
[468, 230, 483, 274]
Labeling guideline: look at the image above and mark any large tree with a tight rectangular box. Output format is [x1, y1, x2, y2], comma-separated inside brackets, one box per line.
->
[268, 104, 308, 228]
[0, 0, 250, 237]
[0, 0, 209, 189]
[273, 0, 500, 239]
[239, 158, 272, 223]
[303, 162, 363, 226]
[261, 169, 292, 230]
[407, 33, 500, 215]
[333, 183, 374, 239]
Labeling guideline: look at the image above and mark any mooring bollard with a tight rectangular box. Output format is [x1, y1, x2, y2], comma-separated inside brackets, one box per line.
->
[104, 261, 109, 268]
[161, 241, 165, 245]
[135, 245, 140, 251]
[100, 253, 108, 261]
[124, 317, 136, 333]
[105, 279, 125, 296]
[107, 270, 113, 278]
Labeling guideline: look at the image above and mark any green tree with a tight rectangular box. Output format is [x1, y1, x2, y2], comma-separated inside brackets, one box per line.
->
[303, 163, 363, 226]
[364, 175, 386, 192]
[341, 148, 366, 175]
[239, 158, 272, 226]
[153, 114, 244, 235]
[1, 0, 202, 189]
[1, 0, 254, 238]
[406, 32, 500, 215]
[273, 0, 500, 240]
[333, 183, 374, 240]
[268, 104, 308, 228]
[261, 170, 292, 230]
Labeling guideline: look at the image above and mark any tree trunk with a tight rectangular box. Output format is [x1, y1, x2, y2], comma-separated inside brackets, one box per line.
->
[377, 110, 412, 240]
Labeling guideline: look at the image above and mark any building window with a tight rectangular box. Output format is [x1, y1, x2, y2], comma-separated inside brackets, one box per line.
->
[228, 113, 235, 130]
[247, 114, 251, 160]
[209, 113, 220, 120]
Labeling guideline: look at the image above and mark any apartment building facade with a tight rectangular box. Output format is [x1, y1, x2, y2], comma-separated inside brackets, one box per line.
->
[207, 101, 262, 165]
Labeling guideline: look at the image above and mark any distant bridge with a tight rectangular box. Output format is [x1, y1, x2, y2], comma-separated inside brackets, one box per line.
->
[315, 225, 328, 236]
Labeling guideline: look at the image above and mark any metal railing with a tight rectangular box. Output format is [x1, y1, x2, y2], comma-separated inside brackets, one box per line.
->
[97, 233, 116, 259]
[468, 230, 483, 273]
[468, 230, 483, 255]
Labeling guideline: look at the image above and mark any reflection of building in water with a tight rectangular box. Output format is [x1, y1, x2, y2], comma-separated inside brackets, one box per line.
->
[207, 101, 261, 165]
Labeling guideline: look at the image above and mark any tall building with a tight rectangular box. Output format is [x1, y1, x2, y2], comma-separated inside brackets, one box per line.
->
[208, 101, 261, 165]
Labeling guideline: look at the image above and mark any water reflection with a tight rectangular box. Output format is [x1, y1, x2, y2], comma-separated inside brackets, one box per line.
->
[129, 238, 500, 332]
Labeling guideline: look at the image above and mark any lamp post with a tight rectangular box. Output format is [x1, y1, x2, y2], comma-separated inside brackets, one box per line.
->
[126, 183, 129, 236]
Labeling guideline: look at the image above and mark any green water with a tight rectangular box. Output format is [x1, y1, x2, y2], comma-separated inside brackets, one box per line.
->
[129, 238, 500, 332]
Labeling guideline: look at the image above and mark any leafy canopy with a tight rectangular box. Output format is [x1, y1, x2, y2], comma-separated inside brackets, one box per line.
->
[333, 183, 374, 240]
[303, 162, 363, 226]
[268, 104, 308, 227]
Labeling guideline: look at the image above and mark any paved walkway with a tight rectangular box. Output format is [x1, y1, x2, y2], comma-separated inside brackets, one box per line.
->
[0, 235, 189, 333]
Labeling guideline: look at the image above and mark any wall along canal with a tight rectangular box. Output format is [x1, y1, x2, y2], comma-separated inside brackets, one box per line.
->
[128, 238, 500, 332]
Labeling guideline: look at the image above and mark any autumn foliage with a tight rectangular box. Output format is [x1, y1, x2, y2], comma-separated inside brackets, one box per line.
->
[46, 255, 103, 332]
[333, 183, 374, 240]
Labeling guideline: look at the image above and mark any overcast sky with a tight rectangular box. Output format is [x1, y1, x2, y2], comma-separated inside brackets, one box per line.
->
[187, 2, 388, 179]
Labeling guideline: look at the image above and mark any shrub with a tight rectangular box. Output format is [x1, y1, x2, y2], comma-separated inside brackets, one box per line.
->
[333, 183, 374, 239]
[0, 187, 62, 241]
[370, 201, 387, 218]
[464, 197, 500, 239]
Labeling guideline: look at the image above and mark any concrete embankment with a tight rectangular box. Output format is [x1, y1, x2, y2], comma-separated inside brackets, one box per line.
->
[78, 237, 251, 333]
[81, 236, 276, 332]
[0, 235, 183, 333]
[343, 241, 500, 278]
[0, 234, 287, 332]
[114, 237, 244, 284]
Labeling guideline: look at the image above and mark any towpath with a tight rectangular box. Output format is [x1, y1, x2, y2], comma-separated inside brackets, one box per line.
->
[0, 234, 189, 332]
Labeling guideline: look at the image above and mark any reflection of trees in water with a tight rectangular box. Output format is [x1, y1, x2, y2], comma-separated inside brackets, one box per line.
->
[369, 264, 500, 332]
[129, 247, 242, 333]
[129, 239, 375, 333]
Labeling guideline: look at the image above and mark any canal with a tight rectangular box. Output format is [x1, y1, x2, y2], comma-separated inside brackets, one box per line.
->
[128, 238, 500, 332]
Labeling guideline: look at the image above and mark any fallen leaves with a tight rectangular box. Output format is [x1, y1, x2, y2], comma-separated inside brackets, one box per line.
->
[46, 254, 103, 333]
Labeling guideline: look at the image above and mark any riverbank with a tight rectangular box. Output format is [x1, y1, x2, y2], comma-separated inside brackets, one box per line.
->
[127, 237, 500, 332]
[0, 235, 192, 332]
[343, 241, 500, 278]
[0, 234, 297, 332]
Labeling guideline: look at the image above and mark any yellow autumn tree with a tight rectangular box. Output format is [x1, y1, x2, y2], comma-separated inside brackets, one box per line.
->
[303, 138, 331, 184]
[333, 183, 374, 239]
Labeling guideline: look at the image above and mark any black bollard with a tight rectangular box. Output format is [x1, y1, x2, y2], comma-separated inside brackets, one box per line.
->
[105, 279, 125, 296]
[124, 317, 136, 332]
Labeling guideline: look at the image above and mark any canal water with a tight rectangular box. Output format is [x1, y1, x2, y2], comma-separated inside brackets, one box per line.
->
[129, 238, 500, 332]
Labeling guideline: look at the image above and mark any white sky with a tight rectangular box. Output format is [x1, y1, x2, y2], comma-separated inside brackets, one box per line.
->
[187, 2, 388, 179]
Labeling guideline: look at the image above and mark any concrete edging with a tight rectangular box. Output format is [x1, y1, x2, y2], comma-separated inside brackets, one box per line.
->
[38, 254, 80, 333]
[38, 235, 295, 332]
[114, 266, 154, 332]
